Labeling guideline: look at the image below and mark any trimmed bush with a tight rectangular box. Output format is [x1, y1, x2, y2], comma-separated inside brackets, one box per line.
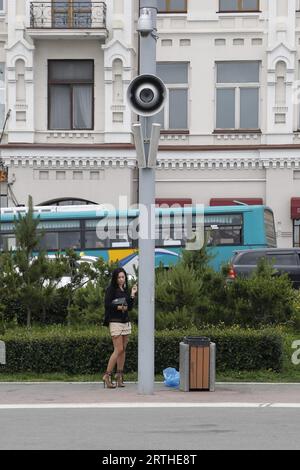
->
[0, 326, 283, 374]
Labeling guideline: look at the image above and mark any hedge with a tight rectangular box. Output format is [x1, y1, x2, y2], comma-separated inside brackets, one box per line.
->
[0, 326, 283, 374]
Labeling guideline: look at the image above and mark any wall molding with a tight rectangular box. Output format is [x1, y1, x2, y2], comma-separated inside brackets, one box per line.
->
[3, 151, 300, 171]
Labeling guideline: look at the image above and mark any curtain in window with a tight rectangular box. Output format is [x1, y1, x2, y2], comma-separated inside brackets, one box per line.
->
[73, 85, 92, 129]
[49, 85, 71, 129]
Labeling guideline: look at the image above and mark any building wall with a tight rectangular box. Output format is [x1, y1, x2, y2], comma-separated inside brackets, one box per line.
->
[7, 163, 134, 207]
[0, 1, 300, 250]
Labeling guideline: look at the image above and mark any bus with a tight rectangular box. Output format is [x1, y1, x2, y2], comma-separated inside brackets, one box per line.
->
[0, 204, 276, 275]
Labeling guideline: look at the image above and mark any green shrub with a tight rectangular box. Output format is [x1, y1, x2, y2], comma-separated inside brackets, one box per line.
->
[0, 326, 283, 374]
[225, 268, 295, 327]
[155, 263, 201, 314]
[290, 290, 300, 332]
[155, 306, 195, 331]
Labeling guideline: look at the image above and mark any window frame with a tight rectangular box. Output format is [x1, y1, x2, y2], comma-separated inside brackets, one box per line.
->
[51, 0, 92, 28]
[157, 0, 187, 14]
[218, 0, 260, 13]
[156, 62, 189, 131]
[215, 61, 260, 131]
[48, 59, 94, 131]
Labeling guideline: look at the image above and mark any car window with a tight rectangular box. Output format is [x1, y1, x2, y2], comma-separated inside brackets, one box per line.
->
[236, 252, 267, 265]
[266, 254, 298, 266]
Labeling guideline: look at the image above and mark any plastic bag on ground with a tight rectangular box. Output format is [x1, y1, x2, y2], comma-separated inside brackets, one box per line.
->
[163, 367, 180, 388]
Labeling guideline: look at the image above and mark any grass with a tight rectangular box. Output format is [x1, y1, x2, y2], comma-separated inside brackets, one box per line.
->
[1, 370, 300, 383]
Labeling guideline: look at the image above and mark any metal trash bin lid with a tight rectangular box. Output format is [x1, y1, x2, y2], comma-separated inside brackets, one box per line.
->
[183, 336, 210, 347]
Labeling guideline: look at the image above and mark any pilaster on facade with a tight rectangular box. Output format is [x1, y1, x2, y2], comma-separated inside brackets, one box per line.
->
[5, 0, 35, 143]
[266, 0, 296, 142]
[102, 0, 136, 144]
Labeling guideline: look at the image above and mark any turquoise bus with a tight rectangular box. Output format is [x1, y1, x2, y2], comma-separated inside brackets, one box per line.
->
[0, 204, 276, 274]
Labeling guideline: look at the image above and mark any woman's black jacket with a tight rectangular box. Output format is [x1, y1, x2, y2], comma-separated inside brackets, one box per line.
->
[103, 286, 134, 326]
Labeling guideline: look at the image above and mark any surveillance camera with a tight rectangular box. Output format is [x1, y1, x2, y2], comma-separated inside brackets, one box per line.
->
[137, 8, 153, 37]
[127, 74, 167, 117]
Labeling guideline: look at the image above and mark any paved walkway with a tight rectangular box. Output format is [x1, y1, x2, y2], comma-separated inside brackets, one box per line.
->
[0, 382, 300, 407]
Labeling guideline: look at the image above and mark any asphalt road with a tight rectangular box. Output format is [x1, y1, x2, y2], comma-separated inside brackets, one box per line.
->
[1, 407, 300, 450]
[1, 382, 300, 450]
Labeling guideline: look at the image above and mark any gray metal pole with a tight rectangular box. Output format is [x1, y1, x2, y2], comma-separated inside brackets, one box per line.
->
[138, 0, 157, 395]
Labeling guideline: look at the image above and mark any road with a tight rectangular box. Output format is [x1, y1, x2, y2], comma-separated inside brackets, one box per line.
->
[0, 382, 300, 450]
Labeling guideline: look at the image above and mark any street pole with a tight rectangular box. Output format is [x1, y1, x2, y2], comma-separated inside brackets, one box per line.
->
[138, 0, 157, 395]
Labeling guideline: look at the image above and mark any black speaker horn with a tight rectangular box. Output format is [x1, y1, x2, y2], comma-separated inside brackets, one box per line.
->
[127, 74, 167, 117]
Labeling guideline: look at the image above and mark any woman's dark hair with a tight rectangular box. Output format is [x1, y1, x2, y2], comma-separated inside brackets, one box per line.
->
[109, 267, 129, 291]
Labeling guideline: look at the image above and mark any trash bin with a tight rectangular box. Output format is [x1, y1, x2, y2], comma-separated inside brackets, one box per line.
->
[179, 336, 216, 392]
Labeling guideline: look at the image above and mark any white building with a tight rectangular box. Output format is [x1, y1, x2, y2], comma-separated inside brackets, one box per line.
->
[1, 1, 300, 247]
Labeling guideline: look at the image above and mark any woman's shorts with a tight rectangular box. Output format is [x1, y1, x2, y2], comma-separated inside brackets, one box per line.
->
[109, 322, 132, 337]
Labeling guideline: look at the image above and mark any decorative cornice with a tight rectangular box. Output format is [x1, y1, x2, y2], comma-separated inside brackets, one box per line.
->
[2, 153, 300, 171]
[2, 155, 137, 169]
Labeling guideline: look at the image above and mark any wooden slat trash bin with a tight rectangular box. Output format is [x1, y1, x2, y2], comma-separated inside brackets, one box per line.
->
[179, 336, 216, 392]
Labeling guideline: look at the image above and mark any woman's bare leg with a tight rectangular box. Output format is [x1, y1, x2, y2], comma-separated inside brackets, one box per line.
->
[106, 335, 124, 372]
[117, 335, 129, 371]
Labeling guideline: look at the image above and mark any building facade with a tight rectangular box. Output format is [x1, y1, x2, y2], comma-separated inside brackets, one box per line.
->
[1, 1, 300, 247]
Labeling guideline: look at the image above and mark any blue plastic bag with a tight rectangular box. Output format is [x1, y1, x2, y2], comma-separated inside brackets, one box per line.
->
[163, 367, 180, 388]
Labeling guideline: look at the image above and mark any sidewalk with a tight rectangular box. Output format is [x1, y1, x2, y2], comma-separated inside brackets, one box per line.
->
[0, 382, 300, 406]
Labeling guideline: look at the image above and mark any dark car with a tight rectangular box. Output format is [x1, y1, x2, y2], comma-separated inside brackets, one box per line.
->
[228, 248, 300, 288]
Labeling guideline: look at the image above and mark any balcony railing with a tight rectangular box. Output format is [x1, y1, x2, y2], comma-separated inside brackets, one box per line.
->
[30, 2, 106, 29]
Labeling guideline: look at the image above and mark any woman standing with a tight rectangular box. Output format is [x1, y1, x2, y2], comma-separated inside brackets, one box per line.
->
[103, 267, 138, 388]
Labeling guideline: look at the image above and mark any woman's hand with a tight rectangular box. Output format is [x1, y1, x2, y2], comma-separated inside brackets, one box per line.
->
[117, 305, 128, 311]
[131, 284, 138, 297]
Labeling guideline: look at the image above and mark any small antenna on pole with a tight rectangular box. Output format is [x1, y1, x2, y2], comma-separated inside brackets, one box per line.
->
[0, 109, 11, 144]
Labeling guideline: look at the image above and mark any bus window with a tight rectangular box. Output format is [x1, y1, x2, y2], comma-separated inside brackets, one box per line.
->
[58, 232, 81, 250]
[264, 210, 276, 247]
[38, 232, 59, 251]
[85, 230, 106, 249]
[204, 220, 242, 246]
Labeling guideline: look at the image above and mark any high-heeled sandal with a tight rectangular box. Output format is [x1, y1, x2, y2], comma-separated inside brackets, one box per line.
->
[102, 372, 116, 389]
[115, 370, 125, 388]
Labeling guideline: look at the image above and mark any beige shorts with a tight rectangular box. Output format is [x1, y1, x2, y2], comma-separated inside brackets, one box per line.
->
[109, 322, 132, 337]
